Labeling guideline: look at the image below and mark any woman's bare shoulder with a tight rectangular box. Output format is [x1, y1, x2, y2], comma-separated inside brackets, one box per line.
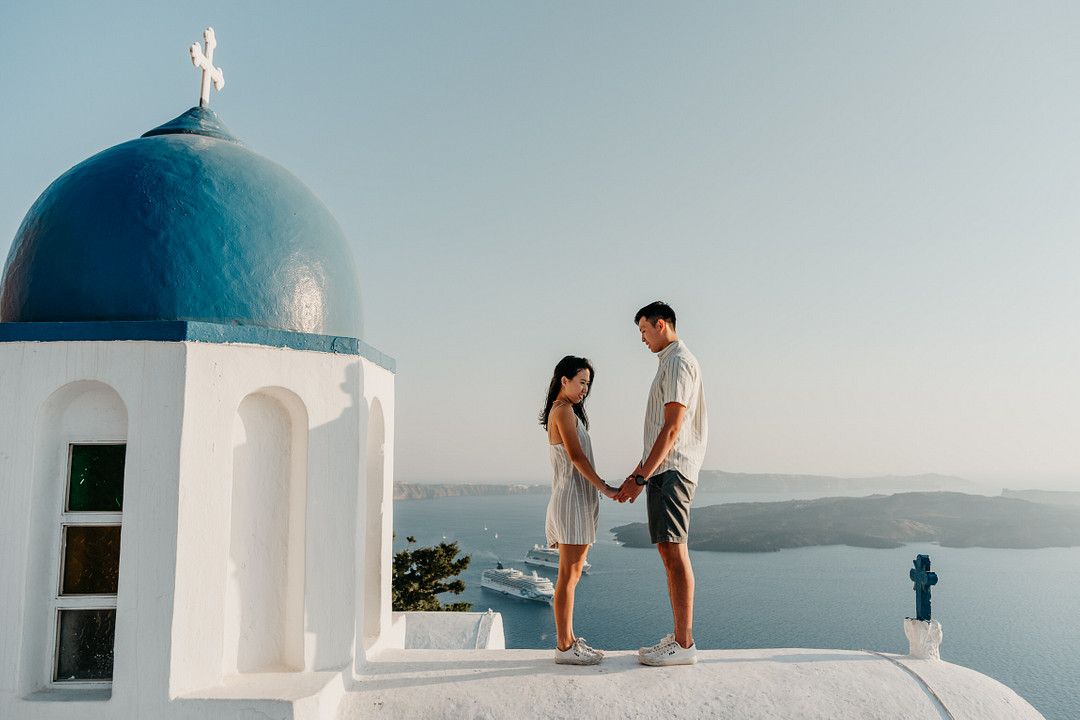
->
[550, 402, 577, 423]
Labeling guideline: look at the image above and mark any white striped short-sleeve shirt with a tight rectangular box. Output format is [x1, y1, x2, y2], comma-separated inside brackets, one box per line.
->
[643, 340, 708, 485]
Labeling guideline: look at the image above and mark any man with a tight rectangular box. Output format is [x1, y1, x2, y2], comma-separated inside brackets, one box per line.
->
[616, 301, 708, 666]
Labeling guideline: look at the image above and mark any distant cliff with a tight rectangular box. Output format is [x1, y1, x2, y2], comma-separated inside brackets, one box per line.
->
[1001, 488, 1080, 506]
[697, 471, 978, 493]
[611, 492, 1080, 552]
[393, 482, 549, 501]
[395, 472, 980, 501]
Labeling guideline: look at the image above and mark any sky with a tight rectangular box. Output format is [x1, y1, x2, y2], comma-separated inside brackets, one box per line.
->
[2, 2, 1078, 489]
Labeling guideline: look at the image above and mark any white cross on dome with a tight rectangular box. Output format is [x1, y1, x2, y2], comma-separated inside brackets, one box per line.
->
[190, 27, 225, 107]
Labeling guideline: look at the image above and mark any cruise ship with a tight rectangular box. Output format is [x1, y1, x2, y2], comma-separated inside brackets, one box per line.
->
[481, 563, 555, 604]
[523, 544, 591, 574]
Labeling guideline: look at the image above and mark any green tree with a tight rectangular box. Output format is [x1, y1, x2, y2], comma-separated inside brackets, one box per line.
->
[392, 534, 473, 612]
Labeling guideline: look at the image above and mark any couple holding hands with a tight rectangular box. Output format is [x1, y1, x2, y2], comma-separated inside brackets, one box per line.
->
[541, 301, 708, 666]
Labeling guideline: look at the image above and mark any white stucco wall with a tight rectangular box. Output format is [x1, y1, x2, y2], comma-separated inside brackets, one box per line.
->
[0, 342, 186, 720]
[0, 338, 395, 720]
[392, 611, 505, 650]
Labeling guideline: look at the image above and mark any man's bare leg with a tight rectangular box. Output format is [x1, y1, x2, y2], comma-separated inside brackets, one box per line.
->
[657, 541, 694, 648]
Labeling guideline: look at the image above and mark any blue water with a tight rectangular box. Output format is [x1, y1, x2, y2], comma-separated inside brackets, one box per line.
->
[394, 492, 1080, 720]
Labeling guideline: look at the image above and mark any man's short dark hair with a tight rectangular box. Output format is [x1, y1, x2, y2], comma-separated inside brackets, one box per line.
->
[635, 301, 676, 330]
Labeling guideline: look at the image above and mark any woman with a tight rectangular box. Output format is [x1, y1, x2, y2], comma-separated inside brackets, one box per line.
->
[539, 355, 618, 665]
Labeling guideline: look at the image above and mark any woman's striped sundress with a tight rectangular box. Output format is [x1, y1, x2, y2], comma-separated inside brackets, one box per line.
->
[545, 415, 600, 547]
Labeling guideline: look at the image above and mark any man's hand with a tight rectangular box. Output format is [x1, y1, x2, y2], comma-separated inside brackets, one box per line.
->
[614, 477, 645, 503]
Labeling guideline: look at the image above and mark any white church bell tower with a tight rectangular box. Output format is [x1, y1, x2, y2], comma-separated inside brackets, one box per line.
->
[0, 28, 396, 719]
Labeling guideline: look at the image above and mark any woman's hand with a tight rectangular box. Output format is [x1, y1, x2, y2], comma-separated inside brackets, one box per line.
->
[601, 483, 618, 500]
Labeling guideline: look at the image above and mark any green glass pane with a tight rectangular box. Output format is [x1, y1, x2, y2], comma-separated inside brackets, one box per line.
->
[61, 526, 121, 595]
[68, 445, 125, 512]
[55, 609, 115, 681]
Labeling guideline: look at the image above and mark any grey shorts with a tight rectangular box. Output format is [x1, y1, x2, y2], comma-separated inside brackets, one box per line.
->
[646, 469, 695, 544]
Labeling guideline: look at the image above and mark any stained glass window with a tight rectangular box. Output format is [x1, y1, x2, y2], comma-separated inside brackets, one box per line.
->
[67, 444, 125, 512]
[55, 609, 116, 681]
[60, 526, 121, 595]
[54, 443, 125, 684]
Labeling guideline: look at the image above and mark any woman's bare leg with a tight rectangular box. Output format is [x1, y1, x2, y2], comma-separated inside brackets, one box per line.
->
[554, 543, 590, 651]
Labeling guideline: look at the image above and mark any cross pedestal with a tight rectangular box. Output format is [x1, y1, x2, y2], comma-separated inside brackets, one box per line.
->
[904, 618, 943, 659]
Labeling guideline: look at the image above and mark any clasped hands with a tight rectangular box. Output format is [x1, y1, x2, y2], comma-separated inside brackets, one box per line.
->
[602, 471, 646, 503]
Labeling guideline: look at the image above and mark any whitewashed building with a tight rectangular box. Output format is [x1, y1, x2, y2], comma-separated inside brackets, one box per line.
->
[0, 92, 404, 716]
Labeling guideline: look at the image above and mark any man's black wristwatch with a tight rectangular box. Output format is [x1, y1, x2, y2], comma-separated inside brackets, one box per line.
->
[633, 473, 647, 486]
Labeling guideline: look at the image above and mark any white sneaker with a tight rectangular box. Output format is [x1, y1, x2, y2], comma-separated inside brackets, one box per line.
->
[555, 637, 604, 665]
[639, 639, 697, 666]
[639, 633, 676, 656]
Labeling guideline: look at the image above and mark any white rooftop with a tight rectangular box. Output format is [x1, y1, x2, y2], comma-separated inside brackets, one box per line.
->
[334, 647, 1043, 719]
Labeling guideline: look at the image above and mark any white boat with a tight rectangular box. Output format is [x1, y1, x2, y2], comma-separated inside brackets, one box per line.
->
[523, 544, 591, 574]
[481, 563, 555, 604]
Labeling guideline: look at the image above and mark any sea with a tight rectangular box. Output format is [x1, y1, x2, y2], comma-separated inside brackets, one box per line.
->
[394, 489, 1080, 720]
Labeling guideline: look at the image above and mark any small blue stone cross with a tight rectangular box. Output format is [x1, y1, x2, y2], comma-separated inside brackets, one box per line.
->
[909, 554, 938, 622]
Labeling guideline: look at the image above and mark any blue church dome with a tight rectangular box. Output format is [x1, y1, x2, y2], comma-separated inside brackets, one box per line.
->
[0, 107, 364, 339]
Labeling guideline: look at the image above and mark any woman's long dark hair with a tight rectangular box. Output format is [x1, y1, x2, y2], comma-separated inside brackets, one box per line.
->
[539, 355, 594, 431]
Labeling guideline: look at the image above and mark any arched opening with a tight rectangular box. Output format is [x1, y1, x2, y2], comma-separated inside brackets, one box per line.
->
[362, 397, 386, 648]
[224, 389, 307, 673]
[23, 381, 128, 694]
